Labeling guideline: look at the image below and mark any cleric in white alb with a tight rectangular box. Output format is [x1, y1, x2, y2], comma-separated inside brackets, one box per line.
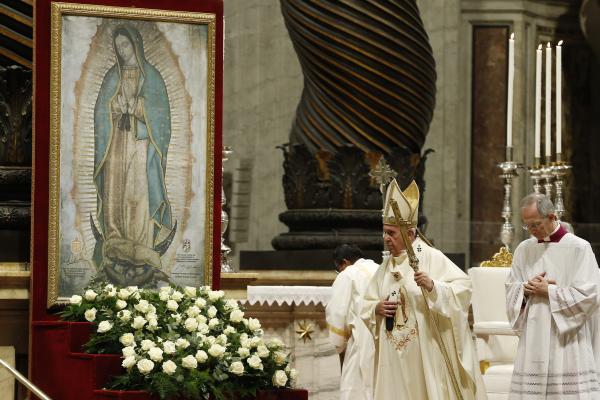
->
[506, 193, 600, 399]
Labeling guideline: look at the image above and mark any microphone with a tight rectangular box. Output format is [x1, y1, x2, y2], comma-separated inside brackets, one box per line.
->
[386, 316, 394, 331]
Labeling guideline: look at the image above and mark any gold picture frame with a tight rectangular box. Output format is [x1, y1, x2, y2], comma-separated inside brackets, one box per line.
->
[47, 2, 217, 307]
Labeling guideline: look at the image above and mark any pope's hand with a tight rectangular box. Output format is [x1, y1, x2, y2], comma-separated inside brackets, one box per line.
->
[376, 299, 397, 318]
[414, 271, 434, 292]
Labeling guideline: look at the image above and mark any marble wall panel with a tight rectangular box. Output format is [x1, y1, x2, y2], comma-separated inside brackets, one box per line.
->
[470, 26, 509, 264]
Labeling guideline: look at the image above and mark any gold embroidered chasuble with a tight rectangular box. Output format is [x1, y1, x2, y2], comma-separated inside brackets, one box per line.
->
[362, 237, 487, 400]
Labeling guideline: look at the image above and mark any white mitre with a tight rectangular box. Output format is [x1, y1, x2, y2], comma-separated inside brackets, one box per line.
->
[383, 179, 420, 228]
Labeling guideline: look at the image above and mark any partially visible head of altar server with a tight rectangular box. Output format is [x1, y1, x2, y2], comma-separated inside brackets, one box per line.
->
[520, 193, 559, 241]
[333, 244, 364, 273]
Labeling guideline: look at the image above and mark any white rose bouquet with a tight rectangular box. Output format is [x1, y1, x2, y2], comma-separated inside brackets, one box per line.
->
[58, 283, 298, 400]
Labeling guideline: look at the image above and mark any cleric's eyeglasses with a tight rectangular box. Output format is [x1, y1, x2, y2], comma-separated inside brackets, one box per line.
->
[521, 219, 545, 231]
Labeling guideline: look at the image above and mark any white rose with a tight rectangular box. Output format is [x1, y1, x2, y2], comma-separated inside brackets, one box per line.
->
[117, 288, 131, 300]
[195, 297, 207, 308]
[217, 334, 228, 345]
[274, 351, 287, 365]
[205, 336, 216, 345]
[267, 338, 284, 349]
[176, 338, 190, 349]
[84, 290, 98, 301]
[159, 286, 172, 294]
[181, 355, 198, 369]
[247, 354, 263, 370]
[250, 336, 262, 348]
[289, 368, 298, 381]
[118, 310, 132, 322]
[241, 338, 252, 349]
[115, 299, 127, 310]
[196, 315, 207, 324]
[237, 347, 250, 359]
[186, 306, 200, 318]
[207, 306, 218, 318]
[208, 318, 220, 329]
[184, 286, 197, 298]
[106, 289, 117, 298]
[197, 323, 210, 335]
[162, 360, 177, 375]
[171, 313, 182, 323]
[195, 350, 208, 363]
[225, 299, 239, 310]
[122, 356, 136, 369]
[208, 290, 224, 301]
[184, 318, 199, 332]
[240, 333, 249, 341]
[208, 344, 226, 358]
[84, 308, 97, 322]
[136, 358, 154, 375]
[97, 321, 113, 333]
[122, 346, 136, 358]
[224, 325, 236, 335]
[257, 345, 269, 358]
[148, 347, 163, 362]
[229, 309, 244, 323]
[272, 370, 288, 387]
[141, 339, 156, 351]
[248, 318, 261, 332]
[159, 291, 170, 301]
[131, 316, 147, 330]
[69, 295, 82, 306]
[171, 291, 184, 302]
[166, 300, 179, 311]
[146, 318, 158, 331]
[229, 361, 244, 375]
[104, 284, 115, 293]
[163, 341, 176, 355]
[134, 299, 150, 313]
[119, 333, 136, 347]
[127, 287, 140, 300]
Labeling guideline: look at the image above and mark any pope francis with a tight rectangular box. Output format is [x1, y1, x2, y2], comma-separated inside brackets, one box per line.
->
[361, 179, 486, 400]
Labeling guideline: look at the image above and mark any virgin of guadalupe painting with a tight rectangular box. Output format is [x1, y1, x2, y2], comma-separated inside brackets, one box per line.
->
[47, 5, 216, 304]
[93, 25, 175, 286]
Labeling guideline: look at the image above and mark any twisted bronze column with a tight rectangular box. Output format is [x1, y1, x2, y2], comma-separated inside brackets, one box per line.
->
[281, 0, 436, 155]
[273, 0, 437, 251]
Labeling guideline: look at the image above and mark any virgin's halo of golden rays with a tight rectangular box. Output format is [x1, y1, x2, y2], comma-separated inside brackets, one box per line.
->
[67, 19, 205, 275]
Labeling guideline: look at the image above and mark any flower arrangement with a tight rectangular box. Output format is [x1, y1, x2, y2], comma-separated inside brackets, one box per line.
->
[59, 283, 297, 400]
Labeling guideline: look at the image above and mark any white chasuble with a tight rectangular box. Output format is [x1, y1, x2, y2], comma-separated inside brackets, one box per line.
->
[362, 238, 486, 400]
[506, 234, 600, 399]
[326, 258, 379, 400]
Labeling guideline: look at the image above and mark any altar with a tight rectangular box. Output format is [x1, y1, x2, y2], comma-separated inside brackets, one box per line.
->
[222, 272, 340, 400]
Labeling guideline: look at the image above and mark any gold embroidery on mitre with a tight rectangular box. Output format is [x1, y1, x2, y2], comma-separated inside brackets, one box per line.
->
[383, 179, 420, 228]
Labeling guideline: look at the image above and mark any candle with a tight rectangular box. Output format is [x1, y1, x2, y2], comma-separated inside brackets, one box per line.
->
[556, 40, 563, 156]
[545, 42, 552, 159]
[534, 44, 542, 159]
[507, 33, 515, 149]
